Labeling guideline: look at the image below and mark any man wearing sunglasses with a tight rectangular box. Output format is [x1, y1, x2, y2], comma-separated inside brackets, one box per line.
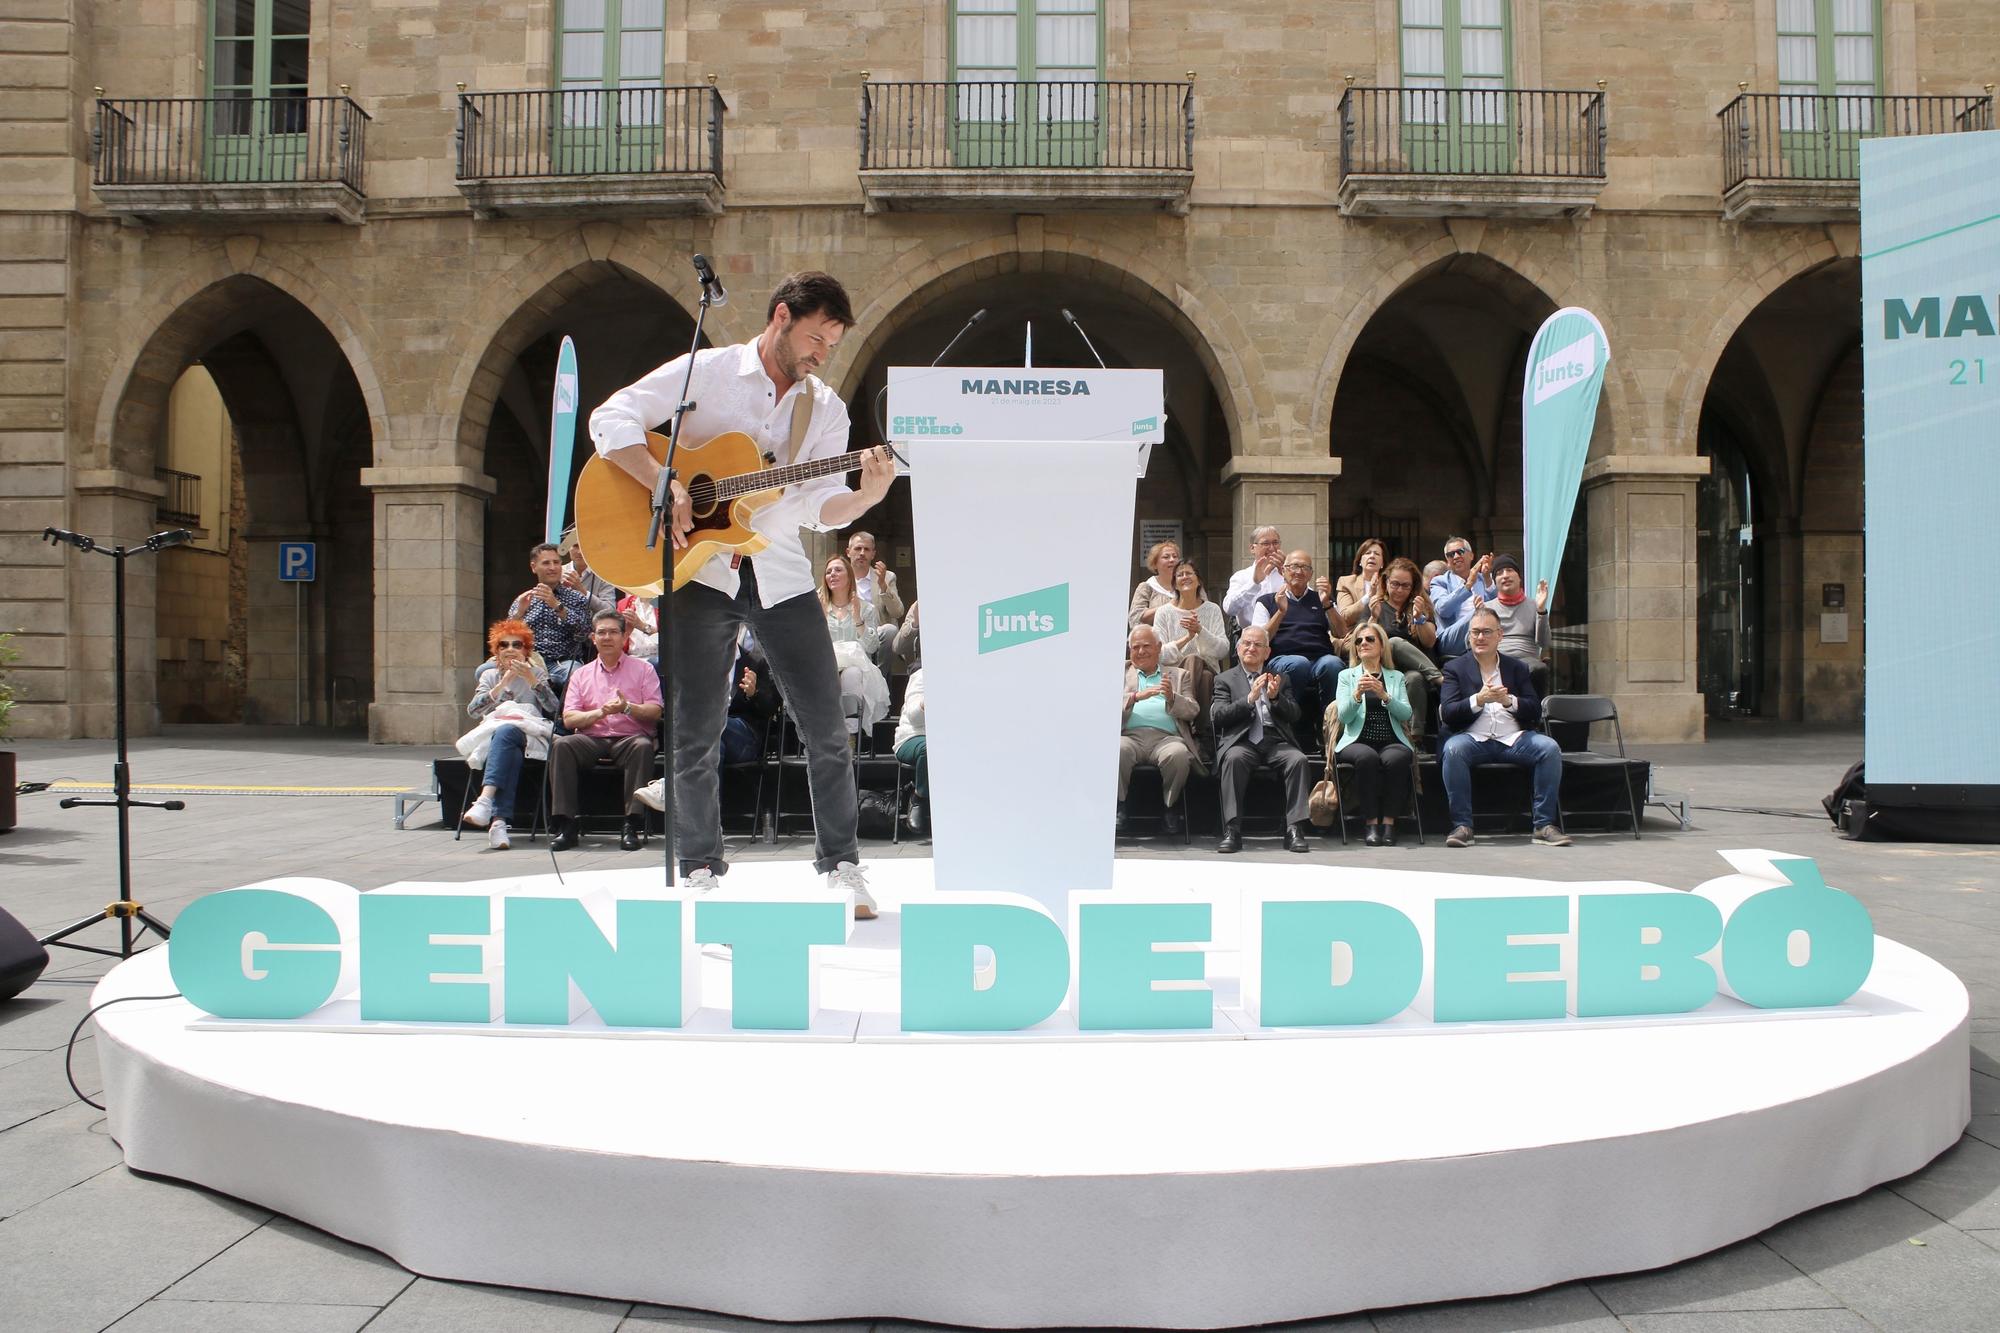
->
[1427, 535, 1497, 662]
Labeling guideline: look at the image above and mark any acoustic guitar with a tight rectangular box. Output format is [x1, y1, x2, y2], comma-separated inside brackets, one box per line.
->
[572, 429, 876, 596]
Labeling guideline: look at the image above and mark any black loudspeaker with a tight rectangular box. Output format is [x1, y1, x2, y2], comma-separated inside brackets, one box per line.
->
[0, 906, 50, 1001]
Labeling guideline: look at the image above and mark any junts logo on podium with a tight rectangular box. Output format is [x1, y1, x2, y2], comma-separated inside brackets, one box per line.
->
[978, 584, 1069, 654]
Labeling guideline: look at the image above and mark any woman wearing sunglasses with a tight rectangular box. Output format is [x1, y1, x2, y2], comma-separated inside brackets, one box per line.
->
[1328, 624, 1416, 846]
[459, 619, 560, 850]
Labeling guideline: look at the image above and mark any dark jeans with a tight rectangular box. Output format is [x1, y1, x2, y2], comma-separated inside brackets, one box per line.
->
[1217, 735, 1311, 829]
[720, 715, 759, 766]
[670, 561, 858, 876]
[479, 723, 529, 817]
[550, 733, 656, 818]
[1337, 740, 1412, 822]
[1441, 731, 1564, 831]
[1268, 652, 1344, 716]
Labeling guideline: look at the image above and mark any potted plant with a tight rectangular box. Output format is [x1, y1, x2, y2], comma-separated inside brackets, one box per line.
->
[0, 631, 17, 833]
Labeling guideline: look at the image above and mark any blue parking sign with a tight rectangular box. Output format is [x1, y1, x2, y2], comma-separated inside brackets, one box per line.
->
[278, 542, 316, 583]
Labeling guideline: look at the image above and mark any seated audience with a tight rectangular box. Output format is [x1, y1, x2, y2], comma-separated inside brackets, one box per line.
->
[1152, 560, 1228, 764]
[894, 599, 921, 672]
[458, 618, 559, 851]
[509, 542, 595, 693]
[1428, 536, 1496, 661]
[846, 529, 904, 668]
[1129, 540, 1182, 631]
[1370, 556, 1444, 738]
[1211, 624, 1313, 854]
[1223, 526, 1285, 629]
[1335, 538, 1387, 625]
[819, 553, 891, 734]
[1489, 555, 1553, 697]
[1438, 607, 1570, 849]
[560, 530, 618, 616]
[1422, 558, 1447, 587]
[1252, 550, 1348, 716]
[618, 592, 658, 662]
[895, 667, 928, 832]
[1118, 625, 1201, 835]
[551, 611, 664, 852]
[1329, 625, 1416, 847]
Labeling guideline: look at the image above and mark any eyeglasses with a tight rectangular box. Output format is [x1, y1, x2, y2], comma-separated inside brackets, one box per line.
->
[1353, 635, 1380, 646]
[1445, 548, 1472, 559]
[1468, 627, 1499, 637]
[1282, 562, 1311, 572]
[496, 640, 527, 649]
[1387, 580, 1412, 590]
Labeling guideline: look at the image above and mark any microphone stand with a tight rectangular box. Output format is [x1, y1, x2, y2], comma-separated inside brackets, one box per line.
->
[37, 527, 192, 958]
[873, 307, 987, 451]
[645, 273, 718, 890]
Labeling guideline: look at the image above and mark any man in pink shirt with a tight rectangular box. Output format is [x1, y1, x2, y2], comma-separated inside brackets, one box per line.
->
[551, 610, 665, 852]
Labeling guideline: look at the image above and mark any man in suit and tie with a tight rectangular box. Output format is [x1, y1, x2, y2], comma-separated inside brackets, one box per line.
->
[1438, 605, 1571, 848]
[1210, 623, 1313, 854]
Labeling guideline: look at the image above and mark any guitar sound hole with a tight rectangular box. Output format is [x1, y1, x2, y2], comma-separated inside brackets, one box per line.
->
[686, 476, 719, 519]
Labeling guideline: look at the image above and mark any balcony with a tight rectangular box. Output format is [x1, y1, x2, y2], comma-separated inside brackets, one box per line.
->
[858, 80, 1193, 214]
[1719, 92, 1995, 222]
[92, 95, 370, 224]
[455, 86, 725, 219]
[155, 468, 202, 527]
[1336, 86, 1606, 218]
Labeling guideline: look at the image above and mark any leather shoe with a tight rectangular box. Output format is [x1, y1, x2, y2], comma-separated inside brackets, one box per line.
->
[550, 819, 580, 852]
[1382, 824, 1398, 847]
[1284, 823, 1311, 853]
[1163, 805, 1183, 836]
[1215, 823, 1242, 855]
[1363, 825, 1384, 847]
[619, 818, 644, 852]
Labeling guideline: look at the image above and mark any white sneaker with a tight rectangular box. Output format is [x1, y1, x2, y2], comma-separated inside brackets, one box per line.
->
[634, 779, 666, 812]
[487, 820, 511, 851]
[827, 862, 878, 920]
[683, 867, 719, 892]
[462, 795, 495, 829]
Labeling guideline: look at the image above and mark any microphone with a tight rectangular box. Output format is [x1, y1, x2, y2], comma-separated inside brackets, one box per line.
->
[691, 253, 728, 308]
[929, 307, 988, 367]
[1062, 308, 1108, 369]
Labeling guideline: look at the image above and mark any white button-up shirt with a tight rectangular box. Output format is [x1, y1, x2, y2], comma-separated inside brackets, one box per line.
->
[1465, 659, 1525, 746]
[588, 339, 853, 608]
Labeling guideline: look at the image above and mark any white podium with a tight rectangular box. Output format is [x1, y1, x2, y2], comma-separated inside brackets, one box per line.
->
[888, 365, 1165, 916]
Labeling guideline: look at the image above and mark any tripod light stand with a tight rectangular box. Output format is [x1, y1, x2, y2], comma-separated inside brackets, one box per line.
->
[36, 526, 192, 959]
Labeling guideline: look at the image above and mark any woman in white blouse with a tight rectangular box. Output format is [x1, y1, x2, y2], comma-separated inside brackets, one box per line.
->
[1127, 540, 1181, 631]
[1151, 559, 1227, 765]
[819, 554, 891, 733]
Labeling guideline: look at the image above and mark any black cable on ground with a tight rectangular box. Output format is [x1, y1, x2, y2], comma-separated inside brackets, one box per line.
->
[1689, 804, 1826, 821]
[66, 992, 182, 1111]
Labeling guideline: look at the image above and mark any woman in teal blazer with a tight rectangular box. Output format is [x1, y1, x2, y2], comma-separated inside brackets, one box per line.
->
[1326, 626, 1416, 845]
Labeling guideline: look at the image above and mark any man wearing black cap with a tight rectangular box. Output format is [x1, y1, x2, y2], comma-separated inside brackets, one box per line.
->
[1487, 554, 1551, 698]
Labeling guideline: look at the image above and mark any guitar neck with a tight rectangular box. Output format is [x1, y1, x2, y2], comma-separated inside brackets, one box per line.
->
[711, 451, 866, 502]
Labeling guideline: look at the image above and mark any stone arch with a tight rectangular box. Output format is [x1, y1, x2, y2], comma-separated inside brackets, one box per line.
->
[1305, 237, 1627, 453]
[833, 231, 1265, 460]
[91, 243, 388, 473]
[438, 226, 729, 467]
[1665, 233, 1845, 457]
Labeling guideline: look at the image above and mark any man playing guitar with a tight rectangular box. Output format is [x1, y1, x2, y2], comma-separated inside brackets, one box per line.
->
[588, 271, 896, 916]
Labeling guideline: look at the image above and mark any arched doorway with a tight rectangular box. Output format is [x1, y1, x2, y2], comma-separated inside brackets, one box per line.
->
[843, 259, 1239, 604]
[1326, 256, 1590, 689]
[114, 275, 375, 728]
[470, 263, 701, 619]
[1694, 261, 1861, 722]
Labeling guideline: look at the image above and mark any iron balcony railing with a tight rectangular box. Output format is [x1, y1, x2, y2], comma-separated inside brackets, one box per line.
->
[456, 86, 724, 180]
[860, 80, 1194, 170]
[1719, 92, 1995, 190]
[93, 96, 369, 190]
[1339, 86, 1607, 179]
[155, 468, 201, 526]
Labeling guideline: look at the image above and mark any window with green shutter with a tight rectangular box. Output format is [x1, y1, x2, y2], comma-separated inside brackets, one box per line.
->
[950, 0, 1104, 165]
[554, 0, 666, 170]
[206, 0, 310, 180]
[1398, 0, 1512, 171]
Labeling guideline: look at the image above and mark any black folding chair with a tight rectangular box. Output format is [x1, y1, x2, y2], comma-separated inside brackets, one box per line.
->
[1541, 694, 1643, 839]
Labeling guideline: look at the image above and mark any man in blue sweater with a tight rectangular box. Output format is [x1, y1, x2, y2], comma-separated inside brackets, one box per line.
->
[1250, 550, 1348, 720]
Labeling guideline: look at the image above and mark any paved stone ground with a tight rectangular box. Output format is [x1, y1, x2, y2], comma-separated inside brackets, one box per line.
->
[2, 723, 1996, 1333]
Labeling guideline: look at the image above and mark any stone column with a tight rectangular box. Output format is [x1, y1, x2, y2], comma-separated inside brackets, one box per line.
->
[359, 466, 497, 745]
[1219, 456, 1344, 573]
[68, 470, 170, 738]
[1582, 456, 1710, 745]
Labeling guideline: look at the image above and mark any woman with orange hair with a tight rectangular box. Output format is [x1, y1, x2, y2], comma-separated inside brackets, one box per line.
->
[458, 618, 560, 849]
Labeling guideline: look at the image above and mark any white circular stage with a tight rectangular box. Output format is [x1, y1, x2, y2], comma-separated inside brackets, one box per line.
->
[92, 857, 1969, 1330]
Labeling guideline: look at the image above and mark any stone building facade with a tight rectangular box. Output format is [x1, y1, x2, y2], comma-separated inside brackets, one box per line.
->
[5, 1, 1989, 745]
